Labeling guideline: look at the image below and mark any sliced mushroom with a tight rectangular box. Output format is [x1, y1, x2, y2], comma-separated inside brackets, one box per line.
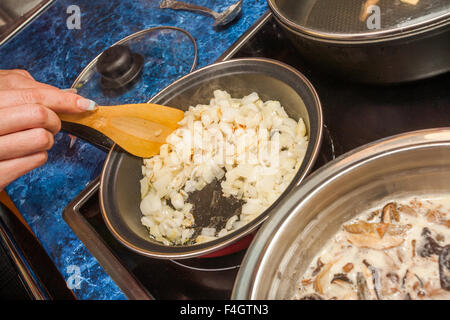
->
[331, 273, 353, 286]
[418, 229, 443, 258]
[367, 210, 380, 221]
[376, 223, 390, 238]
[343, 221, 377, 234]
[402, 269, 411, 288]
[398, 205, 418, 217]
[347, 232, 405, 250]
[391, 204, 400, 221]
[363, 260, 382, 300]
[344, 222, 409, 239]
[314, 259, 338, 294]
[387, 224, 412, 236]
[422, 227, 432, 236]
[381, 202, 399, 223]
[414, 274, 425, 290]
[356, 272, 370, 300]
[439, 245, 450, 291]
[425, 209, 444, 223]
[311, 258, 325, 277]
[401, 270, 428, 298]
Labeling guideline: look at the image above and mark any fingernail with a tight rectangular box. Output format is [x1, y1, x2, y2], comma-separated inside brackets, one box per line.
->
[77, 98, 97, 111]
[62, 88, 78, 93]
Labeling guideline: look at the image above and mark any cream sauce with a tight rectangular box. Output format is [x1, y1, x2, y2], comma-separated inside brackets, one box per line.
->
[294, 196, 450, 300]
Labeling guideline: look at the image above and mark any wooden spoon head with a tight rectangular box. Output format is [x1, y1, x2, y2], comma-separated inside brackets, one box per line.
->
[59, 103, 185, 158]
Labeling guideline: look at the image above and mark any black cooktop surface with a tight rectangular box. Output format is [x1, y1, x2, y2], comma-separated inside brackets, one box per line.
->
[63, 14, 450, 300]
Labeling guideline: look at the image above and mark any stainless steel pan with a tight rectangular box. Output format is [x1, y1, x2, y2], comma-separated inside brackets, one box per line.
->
[267, 0, 450, 83]
[233, 127, 450, 299]
[97, 58, 323, 259]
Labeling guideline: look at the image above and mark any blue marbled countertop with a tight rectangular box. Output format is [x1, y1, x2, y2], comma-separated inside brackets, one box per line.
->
[0, 0, 268, 299]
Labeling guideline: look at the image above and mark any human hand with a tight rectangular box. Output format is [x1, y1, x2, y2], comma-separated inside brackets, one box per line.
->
[0, 69, 96, 190]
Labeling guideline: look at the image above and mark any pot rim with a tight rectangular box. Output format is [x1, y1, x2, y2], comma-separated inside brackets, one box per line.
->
[232, 127, 450, 299]
[267, 0, 450, 43]
[98, 57, 324, 259]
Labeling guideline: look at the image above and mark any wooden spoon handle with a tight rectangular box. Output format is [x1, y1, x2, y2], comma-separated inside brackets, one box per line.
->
[59, 104, 184, 128]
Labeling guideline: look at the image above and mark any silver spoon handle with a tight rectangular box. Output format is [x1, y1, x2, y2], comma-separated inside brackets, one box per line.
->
[160, 0, 219, 19]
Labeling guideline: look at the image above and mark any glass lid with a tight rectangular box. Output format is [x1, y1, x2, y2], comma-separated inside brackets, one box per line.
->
[72, 26, 198, 105]
[269, 0, 450, 41]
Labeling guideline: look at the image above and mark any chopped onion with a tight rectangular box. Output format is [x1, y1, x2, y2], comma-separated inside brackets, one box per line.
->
[201, 227, 216, 237]
[139, 90, 308, 245]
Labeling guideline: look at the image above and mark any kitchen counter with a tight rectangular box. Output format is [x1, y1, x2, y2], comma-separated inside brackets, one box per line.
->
[0, 0, 268, 299]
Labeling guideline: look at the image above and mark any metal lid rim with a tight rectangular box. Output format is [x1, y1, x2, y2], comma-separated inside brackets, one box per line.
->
[268, 0, 450, 43]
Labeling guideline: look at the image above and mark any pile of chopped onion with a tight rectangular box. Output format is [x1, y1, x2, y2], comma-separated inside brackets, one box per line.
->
[139, 90, 308, 245]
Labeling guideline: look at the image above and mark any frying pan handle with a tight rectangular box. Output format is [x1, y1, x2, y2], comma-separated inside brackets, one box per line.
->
[62, 121, 113, 152]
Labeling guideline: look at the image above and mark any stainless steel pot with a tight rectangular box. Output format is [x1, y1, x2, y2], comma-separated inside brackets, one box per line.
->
[99, 58, 323, 259]
[267, 0, 450, 83]
[233, 127, 450, 299]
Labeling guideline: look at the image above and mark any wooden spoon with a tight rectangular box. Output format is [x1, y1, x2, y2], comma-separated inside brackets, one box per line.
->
[59, 103, 185, 158]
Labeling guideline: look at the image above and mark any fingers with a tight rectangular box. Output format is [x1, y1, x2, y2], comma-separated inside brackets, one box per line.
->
[0, 70, 70, 191]
[0, 128, 53, 161]
[0, 88, 96, 113]
[0, 104, 61, 135]
[0, 152, 48, 191]
[0, 69, 93, 114]
[0, 73, 59, 90]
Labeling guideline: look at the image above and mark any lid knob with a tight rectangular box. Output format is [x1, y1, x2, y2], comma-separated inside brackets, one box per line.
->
[96, 45, 144, 90]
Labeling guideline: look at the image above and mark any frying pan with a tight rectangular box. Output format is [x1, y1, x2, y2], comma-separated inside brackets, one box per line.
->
[93, 58, 323, 259]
